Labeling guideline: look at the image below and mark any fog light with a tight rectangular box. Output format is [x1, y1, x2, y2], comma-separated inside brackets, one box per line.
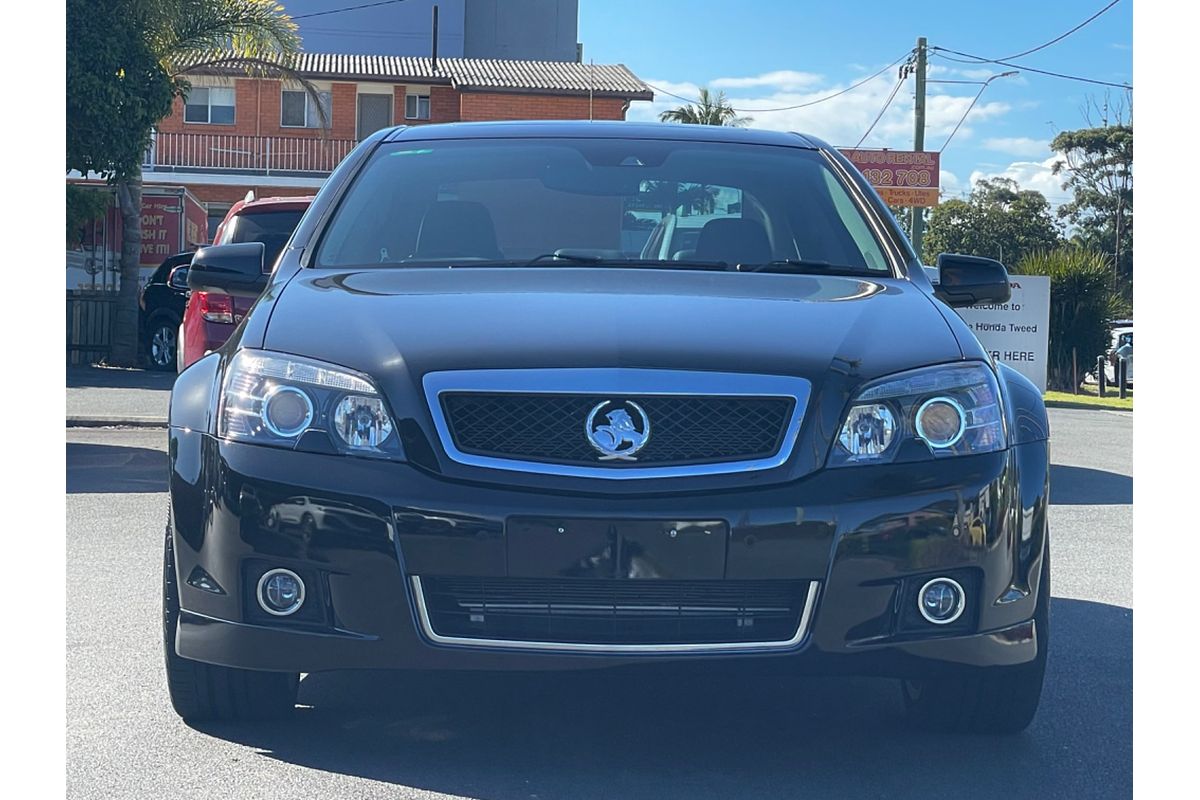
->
[918, 577, 965, 625]
[257, 568, 306, 616]
[262, 386, 314, 438]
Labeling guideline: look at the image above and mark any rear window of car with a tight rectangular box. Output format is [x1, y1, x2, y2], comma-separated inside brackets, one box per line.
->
[224, 208, 306, 270]
[314, 138, 894, 273]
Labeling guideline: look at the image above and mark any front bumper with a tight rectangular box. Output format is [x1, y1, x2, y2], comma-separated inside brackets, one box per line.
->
[169, 429, 1049, 676]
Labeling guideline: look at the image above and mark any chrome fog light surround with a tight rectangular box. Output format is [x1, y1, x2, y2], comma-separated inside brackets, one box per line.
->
[256, 568, 306, 616]
[917, 577, 966, 625]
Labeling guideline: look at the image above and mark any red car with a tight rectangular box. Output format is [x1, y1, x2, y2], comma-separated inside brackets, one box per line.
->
[178, 195, 314, 370]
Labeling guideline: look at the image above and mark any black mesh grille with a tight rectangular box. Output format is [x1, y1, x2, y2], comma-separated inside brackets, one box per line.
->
[419, 577, 811, 645]
[440, 393, 793, 466]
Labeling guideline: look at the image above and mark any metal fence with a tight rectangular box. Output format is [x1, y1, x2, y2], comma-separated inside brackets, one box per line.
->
[67, 291, 116, 366]
[144, 132, 357, 175]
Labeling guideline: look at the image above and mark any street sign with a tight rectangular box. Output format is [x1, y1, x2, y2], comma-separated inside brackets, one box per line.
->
[839, 148, 940, 207]
[955, 275, 1051, 393]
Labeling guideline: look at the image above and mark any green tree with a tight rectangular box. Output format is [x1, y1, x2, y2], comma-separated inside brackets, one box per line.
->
[66, 0, 314, 366]
[924, 178, 1063, 267]
[1051, 124, 1133, 290]
[659, 88, 752, 127]
[1013, 249, 1128, 392]
[66, 185, 116, 248]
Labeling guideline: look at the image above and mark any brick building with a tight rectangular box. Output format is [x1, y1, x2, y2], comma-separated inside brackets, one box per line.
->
[145, 54, 652, 235]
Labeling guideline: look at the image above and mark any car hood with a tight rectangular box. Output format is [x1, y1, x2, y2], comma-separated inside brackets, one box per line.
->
[265, 267, 960, 383]
[262, 267, 963, 489]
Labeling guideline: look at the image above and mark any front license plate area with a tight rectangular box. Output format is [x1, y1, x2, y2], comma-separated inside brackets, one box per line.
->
[506, 518, 727, 579]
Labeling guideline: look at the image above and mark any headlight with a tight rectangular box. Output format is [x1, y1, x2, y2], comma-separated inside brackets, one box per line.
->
[219, 350, 403, 458]
[829, 362, 1005, 467]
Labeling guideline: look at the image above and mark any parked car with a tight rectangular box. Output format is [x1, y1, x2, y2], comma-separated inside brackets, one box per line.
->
[1105, 324, 1133, 386]
[177, 195, 314, 371]
[167, 121, 1050, 734]
[138, 251, 194, 371]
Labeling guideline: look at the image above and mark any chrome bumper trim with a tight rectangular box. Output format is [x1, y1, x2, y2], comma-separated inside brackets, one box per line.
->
[410, 576, 820, 654]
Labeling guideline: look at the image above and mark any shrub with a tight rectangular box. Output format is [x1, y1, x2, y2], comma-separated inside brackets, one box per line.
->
[1013, 248, 1129, 392]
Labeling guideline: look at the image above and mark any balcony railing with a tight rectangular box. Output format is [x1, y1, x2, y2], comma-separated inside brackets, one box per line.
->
[143, 132, 357, 176]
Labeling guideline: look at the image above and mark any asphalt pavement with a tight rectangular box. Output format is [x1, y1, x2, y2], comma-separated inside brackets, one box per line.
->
[66, 408, 1132, 800]
[66, 366, 174, 425]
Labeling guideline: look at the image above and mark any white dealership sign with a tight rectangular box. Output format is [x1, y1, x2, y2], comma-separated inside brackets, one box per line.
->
[955, 276, 1051, 393]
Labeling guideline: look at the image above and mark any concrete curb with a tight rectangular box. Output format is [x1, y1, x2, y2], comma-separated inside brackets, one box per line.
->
[1044, 400, 1133, 413]
[67, 416, 169, 428]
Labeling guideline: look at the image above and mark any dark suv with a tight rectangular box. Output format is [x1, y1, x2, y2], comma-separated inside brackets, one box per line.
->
[167, 121, 1050, 734]
[138, 251, 194, 371]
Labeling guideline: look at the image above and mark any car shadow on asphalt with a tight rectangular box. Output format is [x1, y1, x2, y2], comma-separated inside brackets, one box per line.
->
[191, 598, 1131, 800]
[1050, 464, 1133, 505]
[66, 443, 168, 494]
[67, 366, 177, 391]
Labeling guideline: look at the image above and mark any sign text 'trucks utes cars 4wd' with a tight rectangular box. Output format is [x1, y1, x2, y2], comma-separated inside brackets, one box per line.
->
[838, 148, 940, 207]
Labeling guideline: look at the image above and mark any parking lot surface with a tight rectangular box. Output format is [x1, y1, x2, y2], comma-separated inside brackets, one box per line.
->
[66, 407, 1131, 800]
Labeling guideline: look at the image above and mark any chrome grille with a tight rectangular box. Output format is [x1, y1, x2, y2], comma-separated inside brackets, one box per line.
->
[441, 393, 792, 466]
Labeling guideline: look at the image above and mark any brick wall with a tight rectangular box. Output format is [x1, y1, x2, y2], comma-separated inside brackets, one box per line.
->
[158, 78, 359, 139]
[158, 78, 631, 138]
[459, 92, 628, 121]
[189, 184, 317, 206]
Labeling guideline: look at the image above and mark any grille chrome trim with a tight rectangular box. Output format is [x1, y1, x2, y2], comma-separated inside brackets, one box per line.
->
[410, 576, 821, 654]
[422, 368, 811, 479]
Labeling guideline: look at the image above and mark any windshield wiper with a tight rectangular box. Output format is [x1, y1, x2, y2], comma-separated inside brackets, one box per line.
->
[737, 259, 882, 276]
[524, 252, 607, 266]
[522, 252, 728, 270]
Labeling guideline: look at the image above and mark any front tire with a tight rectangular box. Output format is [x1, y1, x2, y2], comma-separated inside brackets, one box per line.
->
[163, 510, 299, 722]
[901, 551, 1050, 734]
[144, 313, 179, 372]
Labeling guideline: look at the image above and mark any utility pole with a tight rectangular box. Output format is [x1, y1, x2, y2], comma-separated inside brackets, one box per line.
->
[911, 36, 928, 261]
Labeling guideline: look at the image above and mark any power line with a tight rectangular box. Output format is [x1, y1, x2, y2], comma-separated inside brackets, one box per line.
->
[939, 84, 989, 153]
[293, 1, 407, 21]
[997, 0, 1123, 60]
[644, 49, 914, 114]
[930, 48, 1131, 89]
[854, 73, 906, 148]
[939, 71, 1017, 152]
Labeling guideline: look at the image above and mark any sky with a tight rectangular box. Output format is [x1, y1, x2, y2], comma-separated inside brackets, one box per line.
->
[579, 0, 1133, 206]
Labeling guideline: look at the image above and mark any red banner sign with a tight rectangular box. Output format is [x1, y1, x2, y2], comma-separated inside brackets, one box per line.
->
[139, 196, 183, 266]
[838, 148, 941, 207]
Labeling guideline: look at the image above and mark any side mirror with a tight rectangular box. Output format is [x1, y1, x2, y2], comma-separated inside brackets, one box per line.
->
[932, 253, 1011, 308]
[187, 243, 267, 298]
[167, 265, 189, 291]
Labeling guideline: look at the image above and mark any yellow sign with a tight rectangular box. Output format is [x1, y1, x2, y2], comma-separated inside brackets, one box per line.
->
[875, 186, 941, 207]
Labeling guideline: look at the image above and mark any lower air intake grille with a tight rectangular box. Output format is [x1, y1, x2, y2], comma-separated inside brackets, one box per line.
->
[416, 576, 813, 647]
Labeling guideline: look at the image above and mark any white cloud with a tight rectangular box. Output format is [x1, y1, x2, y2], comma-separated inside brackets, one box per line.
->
[968, 156, 1074, 207]
[710, 70, 823, 91]
[982, 137, 1050, 157]
[631, 66, 1010, 150]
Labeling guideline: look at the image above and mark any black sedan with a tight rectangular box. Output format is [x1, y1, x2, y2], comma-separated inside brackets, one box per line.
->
[166, 121, 1050, 734]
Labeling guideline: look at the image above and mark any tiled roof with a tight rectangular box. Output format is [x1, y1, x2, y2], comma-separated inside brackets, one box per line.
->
[192, 54, 653, 100]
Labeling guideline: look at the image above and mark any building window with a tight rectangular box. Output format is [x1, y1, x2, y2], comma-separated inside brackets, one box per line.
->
[357, 93, 392, 139]
[184, 87, 236, 125]
[281, 89, 332, 128]
[405, 94, 431, 120]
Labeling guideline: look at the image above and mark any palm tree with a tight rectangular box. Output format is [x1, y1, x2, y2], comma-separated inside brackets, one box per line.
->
[658, 88, 752, 127]
[109, 0, 320, 366]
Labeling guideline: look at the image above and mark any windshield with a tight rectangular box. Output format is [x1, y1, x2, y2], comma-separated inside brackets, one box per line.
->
[224, 208, 306, 270]
[315, 138, 894, 274]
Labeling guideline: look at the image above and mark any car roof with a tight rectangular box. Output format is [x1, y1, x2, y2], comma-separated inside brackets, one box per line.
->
[385, 120, 822, 149]
[237, 196, 315, 211]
